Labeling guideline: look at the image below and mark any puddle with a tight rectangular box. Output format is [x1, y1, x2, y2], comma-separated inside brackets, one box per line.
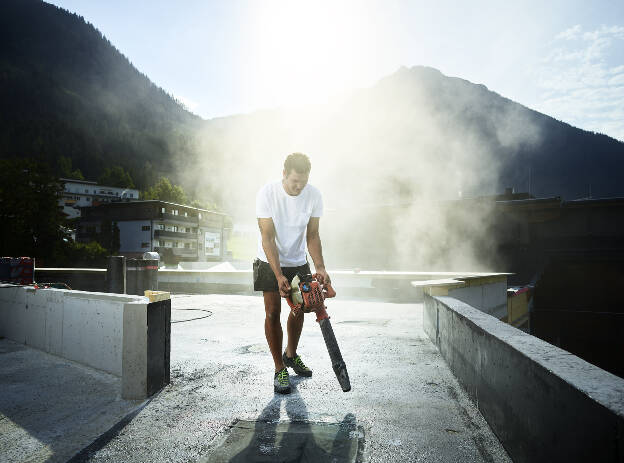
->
[207, 418, 364, 462]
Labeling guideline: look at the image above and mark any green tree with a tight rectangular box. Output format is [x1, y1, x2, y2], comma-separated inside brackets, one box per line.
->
[98, 166, 135, 188]
[141, 177, 188, 204]
[0, 158, 67, 264]
[57, 241, 108, 268]
[57, 156, 85, 180]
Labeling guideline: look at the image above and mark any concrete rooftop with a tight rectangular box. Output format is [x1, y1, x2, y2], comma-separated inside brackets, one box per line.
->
[1, 295, 511, 462]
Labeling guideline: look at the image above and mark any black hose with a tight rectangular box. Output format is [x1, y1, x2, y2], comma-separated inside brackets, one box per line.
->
[171, 308, 213, 324]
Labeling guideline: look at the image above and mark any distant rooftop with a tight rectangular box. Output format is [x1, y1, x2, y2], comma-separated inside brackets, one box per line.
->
[60, 177, 98, 185]
[89, 199, 226, 215]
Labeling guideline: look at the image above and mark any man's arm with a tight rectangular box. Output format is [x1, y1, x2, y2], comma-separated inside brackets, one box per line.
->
[258, 217, 290, 296]
[306, 217, 330, 284]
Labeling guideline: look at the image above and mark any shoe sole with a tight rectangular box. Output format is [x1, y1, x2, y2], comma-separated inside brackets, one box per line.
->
[274, 385, 291, 394]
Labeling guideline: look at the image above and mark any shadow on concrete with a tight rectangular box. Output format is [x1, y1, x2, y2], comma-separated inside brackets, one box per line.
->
[211, 378, 362, 462]
[66, 397, 154, 463]
[0, 339, 141, 463]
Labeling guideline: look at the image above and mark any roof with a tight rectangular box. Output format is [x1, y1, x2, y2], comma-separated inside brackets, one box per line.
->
[87, 199, 226, 216]
[60, 178, 98, 185]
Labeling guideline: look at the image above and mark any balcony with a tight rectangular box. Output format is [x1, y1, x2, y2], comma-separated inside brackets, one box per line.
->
[159, 212, 197, 224]
[154, 229, 196, 239]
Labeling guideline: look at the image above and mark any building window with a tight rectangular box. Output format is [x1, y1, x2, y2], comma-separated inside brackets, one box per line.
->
[84, 189, 88, 193]
[185, 227, 190, 233]
[161, 207, 165, 213]
[184, 242, 190, 249]
[159, 240, 165, 247]
[198, 213, 202, 219]
[173, 242, 178, 248]
[172, 225, 178, 232]
[184, 212, 188, 217]
[130, 193, 134, 198]
[86, 197, 91, 201]
[165, 241, 172, 248]
[142, 225, 151, 231]
[173, 209, 179, 215]
[192, 228, 197, 233]
[190, 242, 196, 248]
[141, 242, 150, 248]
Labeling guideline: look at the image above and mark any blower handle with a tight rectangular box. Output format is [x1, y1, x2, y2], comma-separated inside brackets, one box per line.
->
[312, 273, 336, 299]
[284, 274, 336, 315]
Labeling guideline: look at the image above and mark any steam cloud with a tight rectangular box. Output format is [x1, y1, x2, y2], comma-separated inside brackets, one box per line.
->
[186, 66, 541, 271]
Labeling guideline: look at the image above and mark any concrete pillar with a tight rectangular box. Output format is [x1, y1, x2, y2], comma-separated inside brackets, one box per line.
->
[122, 298, 171, 399]
[106, 256, 126, 294]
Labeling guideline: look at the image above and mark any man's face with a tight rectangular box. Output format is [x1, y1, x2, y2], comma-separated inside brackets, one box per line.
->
[282, 169, 309, 196]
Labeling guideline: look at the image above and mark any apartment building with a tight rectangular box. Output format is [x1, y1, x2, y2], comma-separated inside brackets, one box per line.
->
[60, 178, 139, 219]
[77, 200, 227, 262]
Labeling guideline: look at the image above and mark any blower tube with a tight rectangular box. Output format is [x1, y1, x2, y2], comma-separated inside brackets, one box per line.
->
[319, 318, 351, 392]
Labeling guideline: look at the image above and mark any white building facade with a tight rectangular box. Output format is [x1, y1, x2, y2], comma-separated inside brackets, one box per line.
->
[60, 178, 139, 219]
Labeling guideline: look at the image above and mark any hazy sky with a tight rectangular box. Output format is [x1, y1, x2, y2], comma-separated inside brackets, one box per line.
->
[48, 0, 624, 140]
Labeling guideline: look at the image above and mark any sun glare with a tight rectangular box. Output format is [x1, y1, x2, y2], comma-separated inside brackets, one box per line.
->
[245, 1, 390, 108]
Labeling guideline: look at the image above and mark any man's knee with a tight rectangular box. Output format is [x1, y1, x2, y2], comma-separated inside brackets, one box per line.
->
[265, 309, 281, 324]
[264, 292, 281, 323]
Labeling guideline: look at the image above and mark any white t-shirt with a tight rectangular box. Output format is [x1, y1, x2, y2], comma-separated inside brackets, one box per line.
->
[256, 181, 323, 266]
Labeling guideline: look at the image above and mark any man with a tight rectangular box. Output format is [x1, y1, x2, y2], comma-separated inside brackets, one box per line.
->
[254, 152, 330, 394]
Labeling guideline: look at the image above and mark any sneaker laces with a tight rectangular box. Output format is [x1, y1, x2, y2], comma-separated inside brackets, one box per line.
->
[276, 368, 289, 385]
[293, 356, 309, 371]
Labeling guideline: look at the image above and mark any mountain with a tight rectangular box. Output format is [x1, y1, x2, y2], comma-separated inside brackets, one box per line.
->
[0, 0, 201, 188]
[191, 66, 624, 215]
[2, 0, 623, 270]
[187, 66, 624, 270]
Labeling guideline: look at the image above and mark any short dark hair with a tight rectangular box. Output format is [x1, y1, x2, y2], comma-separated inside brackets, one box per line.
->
[284, 152, 311, 175]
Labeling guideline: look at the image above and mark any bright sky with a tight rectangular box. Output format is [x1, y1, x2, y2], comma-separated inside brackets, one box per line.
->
[48, 0, 624, 141]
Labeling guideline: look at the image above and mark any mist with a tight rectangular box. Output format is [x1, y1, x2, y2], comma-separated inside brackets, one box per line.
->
[185, 66, 542, 271]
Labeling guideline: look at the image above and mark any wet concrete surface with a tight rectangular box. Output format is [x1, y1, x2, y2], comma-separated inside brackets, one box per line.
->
[0, 294, 512, 462]
[73, 294, 511, 462]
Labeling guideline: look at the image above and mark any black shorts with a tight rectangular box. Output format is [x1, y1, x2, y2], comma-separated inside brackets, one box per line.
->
[253, 258, 311, 292]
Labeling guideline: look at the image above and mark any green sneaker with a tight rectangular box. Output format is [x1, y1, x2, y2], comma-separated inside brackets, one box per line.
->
[283, 352, 313, 377]
[274, 368, 291, 394]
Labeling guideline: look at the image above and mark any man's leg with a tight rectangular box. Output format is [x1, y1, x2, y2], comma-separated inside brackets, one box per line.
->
[285, 308, 304, 358]
[263, 291, 285, 372]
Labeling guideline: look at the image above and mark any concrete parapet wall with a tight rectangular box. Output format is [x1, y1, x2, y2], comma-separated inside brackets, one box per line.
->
[36, 267, 507, 301]
[35, 268, 106, 292]
[157, 269, 494, 300]
[0, 285, 170, 399]
[414, 274, 509, 319]
[424, 294, 624, 463]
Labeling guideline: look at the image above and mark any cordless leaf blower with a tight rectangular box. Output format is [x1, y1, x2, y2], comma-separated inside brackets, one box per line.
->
[285, 273, 351, 392]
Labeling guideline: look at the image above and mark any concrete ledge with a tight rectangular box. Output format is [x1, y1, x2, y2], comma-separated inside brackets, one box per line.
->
[424, 294, 624, 463]
[414, 273, 509, 319]
[157, 269, 502, 300]
[0, 285, 170, 399]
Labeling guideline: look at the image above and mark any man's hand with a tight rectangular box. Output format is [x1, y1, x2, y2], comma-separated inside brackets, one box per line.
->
[315, 268, 330, 286]
[277, 274, 291, 298]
